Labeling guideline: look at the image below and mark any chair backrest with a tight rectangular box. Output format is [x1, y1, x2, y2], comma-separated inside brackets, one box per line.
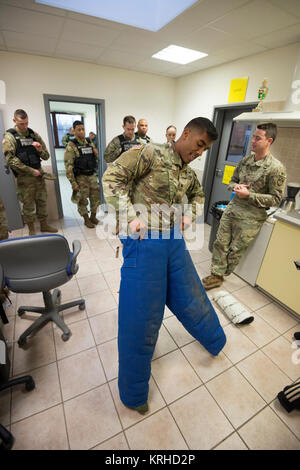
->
[0, 234, 73, 293]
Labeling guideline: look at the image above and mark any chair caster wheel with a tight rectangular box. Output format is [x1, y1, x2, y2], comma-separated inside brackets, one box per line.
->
[18, 308, 25, 317]
[18, 337, 27, 347]
[79, 302, 85, 311]
[25, 378, 35, 392]
[61, 333, 71, 342]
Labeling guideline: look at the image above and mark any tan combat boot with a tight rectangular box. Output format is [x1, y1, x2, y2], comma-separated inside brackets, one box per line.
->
[83, 214, 95, 229]
[202, 274, 224, 290]
[40, 220, 58, 233]
[89, 212, 99, 225]
[27, 222, 36, 236]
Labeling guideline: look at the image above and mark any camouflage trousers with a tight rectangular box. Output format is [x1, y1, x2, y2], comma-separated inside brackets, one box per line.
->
[16, 174, 48, 224]
[75, 174, 101, 216]
[211, 211, 263, 276]
[0, 196, 8, 240]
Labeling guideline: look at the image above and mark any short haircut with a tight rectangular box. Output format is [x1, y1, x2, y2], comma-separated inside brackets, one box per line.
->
[185, 117, 218, 141]
[14, 109, 27, 120]
[257, 122, 277, 143]
[123, 115, 136, 126]
[89, 131, 96, 136]
[73, 120, 84, 129]
[166, 125, 176, 132]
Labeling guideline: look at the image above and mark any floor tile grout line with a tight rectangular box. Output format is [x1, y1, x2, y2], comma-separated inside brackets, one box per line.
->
[85, 311, 126, 447]
[44, 321, 71, 450]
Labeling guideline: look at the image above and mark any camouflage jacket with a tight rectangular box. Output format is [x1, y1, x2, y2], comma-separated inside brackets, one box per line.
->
[227, 152, 286, 220]
[0, 196, 8, 240]
[2, 127, 49, 176]
[135, 132, 152, 145]
[102, 142, 205, 232]
[103, 133, 139, 163]
[64, 137, 97, 189]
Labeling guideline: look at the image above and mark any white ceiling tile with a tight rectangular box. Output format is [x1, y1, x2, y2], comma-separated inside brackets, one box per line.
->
[3, 30, 57, 54]
[177, 26, 239, 55]
[0, 0, 299, 77]
[55, 39, 104, 60]
[253, 23, 300, 49]
[169, 54, 229, 76]
[108, 30, 166, 56]
[210, 0, 299, 40]
[0, 4, 65, 38]
[134, 57, 180, 74]
[96, 49, 147, 68]
[60, 19, 121, 48]
[217, 41, 267, 61]
[268, 0, 300, 19]
[159, 0, 249, 37]
[0, 0, 67, 16]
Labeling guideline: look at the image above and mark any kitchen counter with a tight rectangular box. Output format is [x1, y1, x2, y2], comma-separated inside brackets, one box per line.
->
[273, 209, 300, 228]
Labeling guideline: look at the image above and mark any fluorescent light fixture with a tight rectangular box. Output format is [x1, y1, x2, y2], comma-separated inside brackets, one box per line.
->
[35, 0, 198, 32]
[152, 45, 208, 65]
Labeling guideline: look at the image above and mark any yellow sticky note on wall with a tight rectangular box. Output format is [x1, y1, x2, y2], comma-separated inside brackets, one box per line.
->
[222, 165, 236, 185]
[228, 77, 248, 103]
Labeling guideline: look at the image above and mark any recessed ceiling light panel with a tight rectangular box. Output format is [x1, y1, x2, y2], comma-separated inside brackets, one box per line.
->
[152, 45, 208, 65]
[35, 0, 198, 32]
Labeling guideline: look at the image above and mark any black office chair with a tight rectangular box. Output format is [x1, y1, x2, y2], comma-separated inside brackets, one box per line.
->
[0, 264, 35, 450]
[0, 234, 85, 346]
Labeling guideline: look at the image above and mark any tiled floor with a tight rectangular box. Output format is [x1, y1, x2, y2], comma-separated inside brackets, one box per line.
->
[1, 175, 300, 450]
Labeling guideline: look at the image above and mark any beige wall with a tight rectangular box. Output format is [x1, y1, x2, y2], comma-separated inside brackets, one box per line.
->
[174, 41, 300, 176]
[0, 51, 176, 152]
[1, 42, 300, 193]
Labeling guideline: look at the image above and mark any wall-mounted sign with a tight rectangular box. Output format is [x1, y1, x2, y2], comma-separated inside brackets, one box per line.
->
[228, 77, 248, 103]
[222, 165, 236, 185]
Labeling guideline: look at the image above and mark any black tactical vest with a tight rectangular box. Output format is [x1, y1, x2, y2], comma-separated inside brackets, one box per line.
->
[118, 134, 141, 155]
[6, 128, 41, 169]
[73, 139, 97, 176]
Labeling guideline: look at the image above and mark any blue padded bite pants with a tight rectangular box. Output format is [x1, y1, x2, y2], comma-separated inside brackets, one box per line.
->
[118, 228, 226, 408]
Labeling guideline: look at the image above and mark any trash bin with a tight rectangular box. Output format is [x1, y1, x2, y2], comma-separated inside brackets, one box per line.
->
[208, 200, 229, 253]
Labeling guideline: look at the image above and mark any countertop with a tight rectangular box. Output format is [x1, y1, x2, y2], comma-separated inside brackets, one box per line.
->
[273, 209, 300, 228]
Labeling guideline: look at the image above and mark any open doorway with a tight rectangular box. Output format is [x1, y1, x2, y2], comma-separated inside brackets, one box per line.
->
[202, 102, 258, 225]
[43, 94, 106, 219]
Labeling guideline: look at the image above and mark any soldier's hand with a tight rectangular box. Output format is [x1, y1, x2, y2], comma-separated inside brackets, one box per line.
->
[32, 141, 42, 152]
[93, 148, 98, 157]
[33, 169, 41, 177]
[234, 183, 249, 191]
[181, 216, 192, 231]
[73, 184, 79, 191]
[235, 187, 250, 198]
[129, 218, 146, 241]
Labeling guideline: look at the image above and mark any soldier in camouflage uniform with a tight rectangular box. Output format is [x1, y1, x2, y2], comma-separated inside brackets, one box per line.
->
[134, 118, 151, 145]
[102, 117, 226, 414]
[0, 196, 8, 240]
[202, 123, 287, 290]
[103, 115, 142, 163]
[62, 127, 75, 147]
[64, 120, 101, 228]
[2, 109, 58, 236]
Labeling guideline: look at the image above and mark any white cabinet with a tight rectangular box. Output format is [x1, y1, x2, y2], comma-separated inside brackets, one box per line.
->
[256, 220, 300, 316]
[234, 220, 274, 286]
